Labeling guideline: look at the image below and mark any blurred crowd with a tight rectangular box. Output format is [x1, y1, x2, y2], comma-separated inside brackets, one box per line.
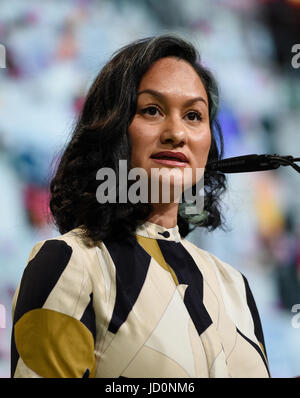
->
[0, 0, 299, 378]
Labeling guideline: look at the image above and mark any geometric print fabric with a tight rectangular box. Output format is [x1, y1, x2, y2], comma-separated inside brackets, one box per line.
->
[11, 221, 270, 378]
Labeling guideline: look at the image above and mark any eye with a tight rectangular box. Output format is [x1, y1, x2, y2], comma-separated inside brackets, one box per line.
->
[141, 106, 160, 117]
[185, 111, 202, 121]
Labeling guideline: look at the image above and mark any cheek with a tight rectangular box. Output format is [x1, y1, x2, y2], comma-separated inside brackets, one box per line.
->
[129, 118, 158, 167]
[204, 131, 212, 155]
[192, 129, 212, 164]
[128, 123, 148, 169]
[186, 132, 211, 188]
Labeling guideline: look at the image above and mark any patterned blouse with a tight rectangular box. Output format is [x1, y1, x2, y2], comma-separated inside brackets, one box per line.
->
[11, 221, 270, 378]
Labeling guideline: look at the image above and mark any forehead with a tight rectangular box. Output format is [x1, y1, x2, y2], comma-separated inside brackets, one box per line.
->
[138, 56, 208, 100]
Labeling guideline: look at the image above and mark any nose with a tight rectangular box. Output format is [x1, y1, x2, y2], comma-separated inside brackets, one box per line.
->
[160, 115, 187, 147]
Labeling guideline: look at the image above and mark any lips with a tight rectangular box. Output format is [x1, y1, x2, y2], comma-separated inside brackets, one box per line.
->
[151, 151, 188, 163]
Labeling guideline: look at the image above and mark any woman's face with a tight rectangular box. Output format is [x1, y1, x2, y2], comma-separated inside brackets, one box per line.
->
[128, 56, 211, 201]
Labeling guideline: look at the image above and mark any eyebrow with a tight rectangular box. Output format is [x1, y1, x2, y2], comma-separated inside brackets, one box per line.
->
[137, 89, 208, 107]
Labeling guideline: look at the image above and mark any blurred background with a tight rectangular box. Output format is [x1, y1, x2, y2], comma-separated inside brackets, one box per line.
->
[0, 0, 300, 378]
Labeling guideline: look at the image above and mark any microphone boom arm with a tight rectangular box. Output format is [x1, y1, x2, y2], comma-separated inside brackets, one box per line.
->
[205, 154, 300, 174]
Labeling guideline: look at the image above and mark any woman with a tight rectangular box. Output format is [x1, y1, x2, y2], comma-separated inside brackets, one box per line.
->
[11, 34, 270, 378]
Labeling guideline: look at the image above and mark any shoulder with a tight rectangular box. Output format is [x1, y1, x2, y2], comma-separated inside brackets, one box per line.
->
[12, 228, 101, 321]
[181, 238, 266, 346]
[30, 227, 98, 257]
[24, 227, 100, 278]
[181, 237, 245, 286]
[11, 227, 100, 378]
[180, 237, 253, 328]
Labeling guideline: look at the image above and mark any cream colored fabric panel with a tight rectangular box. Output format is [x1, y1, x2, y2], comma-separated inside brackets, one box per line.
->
[226, 332, 269, 378]
[202, 278, 237, 361]
[121, 346, 190, 378]
[144, 285, 195, 377]
[95, 245, 113, 307]
[209, 349, 229, 378]
[14, 357, 42, 378]
[95, 242, 117, 323]
[181, 238, 264, 374]
[188, 317, 209, 377]
[207, 252, 257, 344]
[94, 242, 118, 358]
[181, 239, 257, 345]
[96, 330, 114, 362]
[97, 257, 177, 378]
[42, 248, 90, 318]
[44, 234, 92, 317]
[180, 239, 208, 276]
[198, 324, 229, 377]
[180, 238, 237, 369]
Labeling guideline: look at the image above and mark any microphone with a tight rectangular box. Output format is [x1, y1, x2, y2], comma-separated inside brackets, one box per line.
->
[205, 154, 300, 174]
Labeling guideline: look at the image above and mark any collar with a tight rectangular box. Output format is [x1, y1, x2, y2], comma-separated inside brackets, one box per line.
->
[135, 221, 182, 243]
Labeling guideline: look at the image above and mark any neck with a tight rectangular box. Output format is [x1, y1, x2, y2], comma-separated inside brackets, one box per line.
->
[147, 202, 179, 229]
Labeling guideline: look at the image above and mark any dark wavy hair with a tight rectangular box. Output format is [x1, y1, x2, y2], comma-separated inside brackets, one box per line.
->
[49, 34, 226, 246]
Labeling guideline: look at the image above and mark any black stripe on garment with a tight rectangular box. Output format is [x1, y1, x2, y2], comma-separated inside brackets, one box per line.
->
[104, 236, 151, 334]
[236, 327, 270, 377]
[242, 274, 268, 362]
[156, 240, 212, 336]
[11, 239, 73, 377]
[80, 293, 96, 343]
